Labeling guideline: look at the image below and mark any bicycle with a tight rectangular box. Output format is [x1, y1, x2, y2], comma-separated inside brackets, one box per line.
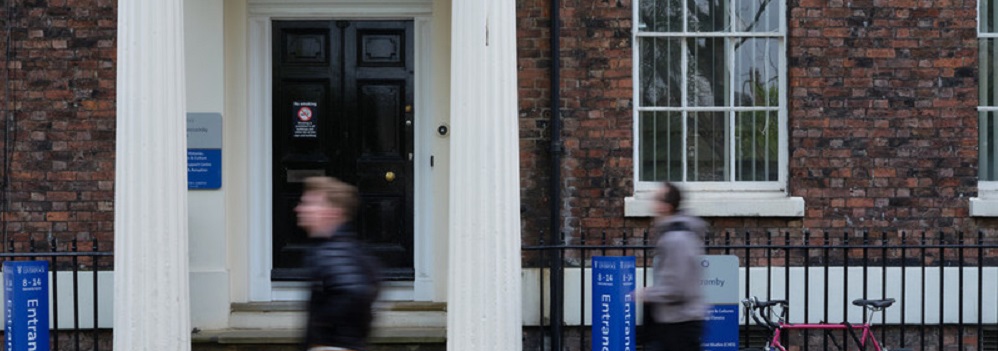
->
[740, 296, 912, 351]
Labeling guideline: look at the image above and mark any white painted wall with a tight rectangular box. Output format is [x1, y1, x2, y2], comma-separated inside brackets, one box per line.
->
[424, 0, 451, 303]
[522, 267, 998, 326]
[184, 0, 230, 329]
[223, 0, 250, 305]
[0, 272, 114, 330]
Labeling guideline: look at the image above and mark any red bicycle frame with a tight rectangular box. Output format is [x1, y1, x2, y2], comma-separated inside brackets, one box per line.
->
[743, 296, 898, 351]
[770, 322, 883, 351]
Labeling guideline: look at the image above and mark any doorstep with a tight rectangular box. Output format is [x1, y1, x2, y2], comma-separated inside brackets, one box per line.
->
[191, 326, 447, 345]
[227, 301, 447, 329]
[192, 301, 448, 346]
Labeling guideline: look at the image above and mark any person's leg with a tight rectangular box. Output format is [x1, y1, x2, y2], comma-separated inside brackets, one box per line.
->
[644, 321, 668, 351]
[656, 321, 703, 351]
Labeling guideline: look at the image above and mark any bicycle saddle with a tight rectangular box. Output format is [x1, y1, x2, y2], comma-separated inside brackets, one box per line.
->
[852, 298, 895, 308]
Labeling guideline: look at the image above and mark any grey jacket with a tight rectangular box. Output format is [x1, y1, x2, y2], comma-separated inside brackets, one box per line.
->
[645, 211, 707, 323]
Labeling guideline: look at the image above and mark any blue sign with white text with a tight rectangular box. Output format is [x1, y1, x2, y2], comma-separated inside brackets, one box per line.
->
[700, 256, 739, 351]
[187, 149, 222, 189]
[703, 304, 739, 350]
[592, 256, 636, 351]
[4, 261, 49, 351]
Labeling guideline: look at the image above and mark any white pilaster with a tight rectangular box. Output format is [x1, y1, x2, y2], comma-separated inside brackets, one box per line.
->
[447, 0, 522, 350]
[114, 1, 191, 350]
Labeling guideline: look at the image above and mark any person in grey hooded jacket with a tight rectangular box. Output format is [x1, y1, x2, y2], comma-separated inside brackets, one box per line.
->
[642, 181, 707, 351]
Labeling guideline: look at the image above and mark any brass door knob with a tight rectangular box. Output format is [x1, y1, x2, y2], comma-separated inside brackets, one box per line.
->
[385, 171, 396, 182]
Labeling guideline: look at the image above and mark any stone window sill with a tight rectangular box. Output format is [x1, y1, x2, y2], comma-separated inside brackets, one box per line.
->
[625, 190, 805, 217]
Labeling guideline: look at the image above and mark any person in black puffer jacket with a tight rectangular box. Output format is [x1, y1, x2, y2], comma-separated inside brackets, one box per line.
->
[296, 177, 381, 351]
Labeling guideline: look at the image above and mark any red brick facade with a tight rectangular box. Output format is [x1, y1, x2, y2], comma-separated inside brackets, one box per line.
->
[517, 0, 989, 243]
[789, 0, 978, 230]
[0, 0, 990, 254]
[0, 0, 116, 252]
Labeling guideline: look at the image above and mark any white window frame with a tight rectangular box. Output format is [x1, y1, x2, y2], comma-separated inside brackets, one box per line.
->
[972, 2, 998, 216]
[626, 0, 803, 217]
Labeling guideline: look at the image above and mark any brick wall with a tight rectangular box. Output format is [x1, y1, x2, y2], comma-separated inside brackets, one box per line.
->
[0, 0, 116, 253]
[517, 0, 987, 244]
[788, 0, 978, 230]
[517, 0, 650, 248]
[0, 0, 987, 257]
[517, 0, 553, 247]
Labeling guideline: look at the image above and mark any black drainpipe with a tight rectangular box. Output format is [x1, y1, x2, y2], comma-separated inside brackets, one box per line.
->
[548, 0, 564, 349]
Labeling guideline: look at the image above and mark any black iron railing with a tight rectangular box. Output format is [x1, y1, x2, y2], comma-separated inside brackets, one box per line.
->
[3, 239, 113, 351]
[523, 230, 998, 351]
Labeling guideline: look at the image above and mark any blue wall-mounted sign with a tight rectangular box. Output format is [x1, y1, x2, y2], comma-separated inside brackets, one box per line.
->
[187, 113, 222, 190]
[701, 255, 740, 351]
[187, 149, 222, 189]
[592, 256, 636, 351]
[4, 261, 50, 351]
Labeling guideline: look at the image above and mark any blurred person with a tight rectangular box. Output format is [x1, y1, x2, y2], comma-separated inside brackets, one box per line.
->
[296, 176, 381, 351]
[642, 181, 707, 351]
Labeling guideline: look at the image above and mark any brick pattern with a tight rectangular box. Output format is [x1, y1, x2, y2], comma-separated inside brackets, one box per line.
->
[0, 1, 988, 254]
[517, 0, 646, 246]
[516, 0, 553, 246]
[518, 0, 984, 242]
[0, 0, 116, 252]
[788, 0, 978, 230]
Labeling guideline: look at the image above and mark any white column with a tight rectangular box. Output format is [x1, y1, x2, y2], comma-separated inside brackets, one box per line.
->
[447, 0, 522, 350]
[114, 1, 190, 350]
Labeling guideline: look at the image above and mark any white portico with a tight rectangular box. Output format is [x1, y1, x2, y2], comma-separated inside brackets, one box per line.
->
[113, 1, 522, 350]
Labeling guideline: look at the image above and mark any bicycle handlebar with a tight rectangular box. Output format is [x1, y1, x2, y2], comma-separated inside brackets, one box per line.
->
[742, 296, 784, 331]
[743, 296, 899, 330]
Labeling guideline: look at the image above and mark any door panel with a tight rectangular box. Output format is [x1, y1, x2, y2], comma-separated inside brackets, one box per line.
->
[359, 83, 404, 155]
[272, 20, 414, 281]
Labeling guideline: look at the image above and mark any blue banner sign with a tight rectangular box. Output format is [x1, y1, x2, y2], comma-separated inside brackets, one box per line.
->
[592, 256, 636, 351]
[701, 255, 739, 351]
[4, 261, 49, 351]
[187, 149, 222, 189]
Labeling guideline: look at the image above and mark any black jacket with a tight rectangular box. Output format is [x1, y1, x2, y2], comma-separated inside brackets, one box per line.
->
[303, 228, 381, 350]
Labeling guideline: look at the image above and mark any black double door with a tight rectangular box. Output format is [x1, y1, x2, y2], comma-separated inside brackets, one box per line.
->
[271, 20, 414, 281]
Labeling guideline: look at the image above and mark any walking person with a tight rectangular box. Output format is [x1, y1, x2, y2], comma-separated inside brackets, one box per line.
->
[642, 181, 707, 351]
[296, 176, 381, 351]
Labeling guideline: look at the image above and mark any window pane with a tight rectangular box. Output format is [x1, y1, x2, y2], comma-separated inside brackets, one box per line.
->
[688, 0, 730, 32]
[688, 111, 729, 181]
[982, 111, 998, 181]
[982, 39, 998, 106]
[734, 38, 779, 107]
[640, 111, 684, 181]
[639, 0, 683, 32]
[983, 0, 998, 33]
[640, 38, 683, 107]
[736, 0, 779, 32]
[687, 37, 729, 106]
[736, 110, 778, 181]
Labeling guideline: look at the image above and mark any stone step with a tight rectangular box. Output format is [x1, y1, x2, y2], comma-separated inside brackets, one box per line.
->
[192, 327, 446, 344]
[228, 301, 447, 330]
[194, 302, 450, 350]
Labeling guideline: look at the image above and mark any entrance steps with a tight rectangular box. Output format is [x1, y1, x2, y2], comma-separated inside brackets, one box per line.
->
[192, 301, 446, 351]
